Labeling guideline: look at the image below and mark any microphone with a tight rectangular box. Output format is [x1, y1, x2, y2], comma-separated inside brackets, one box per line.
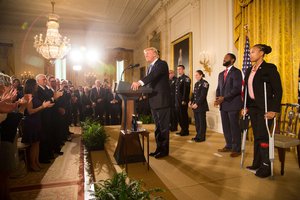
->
[129, 63, 140, 68]
[120, 64, 140, 81]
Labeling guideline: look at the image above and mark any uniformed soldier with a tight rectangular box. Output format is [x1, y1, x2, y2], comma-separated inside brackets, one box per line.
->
[175, 65, 191, 136]
[169, 70, 178, 131]
[189, 70, 209, 142]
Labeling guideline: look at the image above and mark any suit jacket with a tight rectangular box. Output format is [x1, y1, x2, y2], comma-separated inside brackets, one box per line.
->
[191, 79, 209, 112]
[90, 87, 106, 105]
[216, 66, 243, 111]
[141, 59, 170, 110]
[244, 61, 282, 112]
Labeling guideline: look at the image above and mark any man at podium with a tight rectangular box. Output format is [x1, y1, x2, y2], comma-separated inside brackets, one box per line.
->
[131, 47, 170, 158]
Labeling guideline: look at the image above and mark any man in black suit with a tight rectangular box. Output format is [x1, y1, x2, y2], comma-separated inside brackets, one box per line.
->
[215, 53, 242, 157]
[131, 47, 170, 158]
[36, 74, 54, 163]
[90, 80, 106, 124]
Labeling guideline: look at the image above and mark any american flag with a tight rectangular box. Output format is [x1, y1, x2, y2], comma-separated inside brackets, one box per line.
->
[241, 36, 251, 99]
[242, 36, 251, 78]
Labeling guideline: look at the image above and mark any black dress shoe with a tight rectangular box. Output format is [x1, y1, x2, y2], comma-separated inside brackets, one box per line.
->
[180, 133, 189, 136]
[175, 132, 181, 135]
[55, 151, 64, 155]
[154, 152, 168, 159]
[40, 159, 51, 164]
[194, 139, 205, 142]
[149, 152, 158, 157]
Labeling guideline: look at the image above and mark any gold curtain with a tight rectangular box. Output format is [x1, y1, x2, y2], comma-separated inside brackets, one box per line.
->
[234, 0, 300, 103]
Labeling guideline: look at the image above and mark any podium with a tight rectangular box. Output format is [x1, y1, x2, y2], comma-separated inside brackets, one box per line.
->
[113, 81, 152, 165]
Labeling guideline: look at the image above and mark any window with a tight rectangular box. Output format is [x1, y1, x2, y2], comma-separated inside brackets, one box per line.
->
[55, 58, 66, 80]
[116, 60, 124, 82]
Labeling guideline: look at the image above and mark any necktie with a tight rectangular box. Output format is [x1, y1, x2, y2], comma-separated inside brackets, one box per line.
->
[147, 64, 153, 75]
[224, 68, 228, 81]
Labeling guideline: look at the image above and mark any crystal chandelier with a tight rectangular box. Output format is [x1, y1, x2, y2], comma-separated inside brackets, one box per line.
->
[34, 1, 71, 63]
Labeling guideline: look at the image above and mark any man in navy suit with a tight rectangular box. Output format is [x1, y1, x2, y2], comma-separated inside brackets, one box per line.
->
[131, 47, 170, 158]
[215, 53, 242, 157]
[90, 80, 106, 124]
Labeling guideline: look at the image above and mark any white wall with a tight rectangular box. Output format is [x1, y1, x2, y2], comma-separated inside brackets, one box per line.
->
[133, 0, 235, 133]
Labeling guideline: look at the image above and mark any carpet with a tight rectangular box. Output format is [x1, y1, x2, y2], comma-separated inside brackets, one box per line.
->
[10, 127, 84, 200]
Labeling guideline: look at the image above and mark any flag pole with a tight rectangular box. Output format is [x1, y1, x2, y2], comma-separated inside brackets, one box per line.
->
[241, 23, 250, 168]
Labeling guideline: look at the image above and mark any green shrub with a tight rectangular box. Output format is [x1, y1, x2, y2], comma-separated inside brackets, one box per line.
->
[138, 114, 153, 124]
[93, 172, 163, 200]
[82, 119, 108, 151]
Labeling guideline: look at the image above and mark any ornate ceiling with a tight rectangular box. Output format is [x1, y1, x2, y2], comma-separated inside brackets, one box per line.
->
[0, 0, 160, 34]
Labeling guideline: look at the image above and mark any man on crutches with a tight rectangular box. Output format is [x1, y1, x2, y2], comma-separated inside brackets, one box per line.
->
[243, 44, 282, 178]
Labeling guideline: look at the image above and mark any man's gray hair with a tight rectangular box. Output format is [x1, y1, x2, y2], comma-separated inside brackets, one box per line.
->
[35, 74, 46, 81]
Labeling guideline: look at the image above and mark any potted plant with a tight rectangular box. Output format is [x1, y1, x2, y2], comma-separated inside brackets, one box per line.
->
[82, 119, 108, 151]
[93, 172, 163, 200]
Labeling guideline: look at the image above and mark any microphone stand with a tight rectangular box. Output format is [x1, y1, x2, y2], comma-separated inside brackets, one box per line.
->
[120, 65, 133, 81]
[120, 64, 140, 81]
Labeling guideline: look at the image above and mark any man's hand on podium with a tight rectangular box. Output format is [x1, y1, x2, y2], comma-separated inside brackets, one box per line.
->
[131, 82, 141, 91]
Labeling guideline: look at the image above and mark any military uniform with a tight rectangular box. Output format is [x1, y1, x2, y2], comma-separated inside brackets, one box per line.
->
[175, 74, 191, 135]
[191, 79, 209, 142]
[169, 76, 178, 131]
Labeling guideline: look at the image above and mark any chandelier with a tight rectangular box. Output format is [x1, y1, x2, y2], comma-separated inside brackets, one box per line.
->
[34, 1, 71, 63]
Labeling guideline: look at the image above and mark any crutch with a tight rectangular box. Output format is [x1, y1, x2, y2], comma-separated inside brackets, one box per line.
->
[263, 82, 276, 178]
[241, 87, 249, 168]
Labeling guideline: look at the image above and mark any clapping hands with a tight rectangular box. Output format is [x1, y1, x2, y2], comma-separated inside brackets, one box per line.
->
[42, 101, 54, 108]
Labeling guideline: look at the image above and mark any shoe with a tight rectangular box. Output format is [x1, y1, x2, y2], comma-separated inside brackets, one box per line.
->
[255, 163, 271, 178]
[154, 152, 168, 159]
[175, 132, 182, 135]
[39, 159, 51, 164]
[149, 151, 158, 157]
[195, 139, 205, 143]
[55, 151, 64, 155]
[29, 166, 41, 172]
[218, 147, 232, 152]
[230, 152, 241, 157]
[180, 133, 189, 136]
[246, 165, 260, 170]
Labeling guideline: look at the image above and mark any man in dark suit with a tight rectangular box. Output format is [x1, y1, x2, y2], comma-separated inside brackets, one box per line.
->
[90, 80, 106, 124]
[215, 53, 242, 157]
[36, 74, 54, 163]
[131, 47, 170, 158]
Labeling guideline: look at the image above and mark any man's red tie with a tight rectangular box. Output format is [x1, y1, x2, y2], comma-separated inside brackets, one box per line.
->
[224, 68, 228, 81]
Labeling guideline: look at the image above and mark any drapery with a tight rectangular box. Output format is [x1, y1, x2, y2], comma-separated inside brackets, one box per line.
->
[234, 0, 299, 103]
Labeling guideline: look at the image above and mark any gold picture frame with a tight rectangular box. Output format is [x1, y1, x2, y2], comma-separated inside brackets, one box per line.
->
[171, 32, 193, 79]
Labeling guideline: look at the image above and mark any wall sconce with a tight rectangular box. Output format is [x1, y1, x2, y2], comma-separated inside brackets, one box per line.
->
[199, 51, 213, 76]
